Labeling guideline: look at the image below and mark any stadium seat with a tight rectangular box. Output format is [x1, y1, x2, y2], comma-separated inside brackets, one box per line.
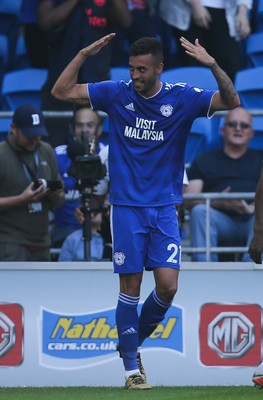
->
[1, 68, 48, 110]
[234, 67, 263, 109]
[254, 0, 263, 32]
[0, 34, 8, 108]
[0, 117, 12, 142]
[250, 116, 263, 150]
[110, 67, 130, 82]
[0, 0, 22, 14]
[246, 32, 263, 67]
[0, 34, 8, 66]
[161, 66, 218, 90]
[185, 117, 212, 164]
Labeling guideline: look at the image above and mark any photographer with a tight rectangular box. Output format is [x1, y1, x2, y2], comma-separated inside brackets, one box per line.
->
[0, 104, 64, 262]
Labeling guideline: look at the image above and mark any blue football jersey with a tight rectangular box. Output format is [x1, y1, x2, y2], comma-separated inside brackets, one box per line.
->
[88, 80, 216, 206]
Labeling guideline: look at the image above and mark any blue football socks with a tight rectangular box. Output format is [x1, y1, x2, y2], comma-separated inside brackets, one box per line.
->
[138, 288, 172, 347]
[116, 292, 140, 372]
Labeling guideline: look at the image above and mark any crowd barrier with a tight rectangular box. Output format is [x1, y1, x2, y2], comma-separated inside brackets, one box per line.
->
[182, 192, 255, 260]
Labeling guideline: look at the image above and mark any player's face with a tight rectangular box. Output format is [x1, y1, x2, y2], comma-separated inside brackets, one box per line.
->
[129, 54, 163, 98]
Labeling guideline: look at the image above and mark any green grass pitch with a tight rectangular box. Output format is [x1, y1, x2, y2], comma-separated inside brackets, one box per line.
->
[0, 386, 262, 400]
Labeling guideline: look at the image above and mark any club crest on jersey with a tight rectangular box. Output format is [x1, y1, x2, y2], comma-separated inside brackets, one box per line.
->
[113, 252, 126, 266]
[160, 104, 173, 117]
[193, 87, 203, 92]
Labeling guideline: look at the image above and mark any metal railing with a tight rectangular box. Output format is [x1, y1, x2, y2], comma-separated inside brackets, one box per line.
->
[182, 192, 255, 260]
[0, 108, 263, 120]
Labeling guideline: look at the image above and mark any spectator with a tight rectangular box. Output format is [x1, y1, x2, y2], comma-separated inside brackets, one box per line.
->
[184, 107, 263, 262]
[0, 103, 64, 261]
[51, 107, 105, 248]
[37, 0, 131, 147]
[111, 0, 160, 66]
[159, 0, 252, 81]
[58, 211, 104, 261]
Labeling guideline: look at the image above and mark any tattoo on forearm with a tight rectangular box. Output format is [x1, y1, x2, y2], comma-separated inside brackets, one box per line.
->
[211, 62, 238, 104]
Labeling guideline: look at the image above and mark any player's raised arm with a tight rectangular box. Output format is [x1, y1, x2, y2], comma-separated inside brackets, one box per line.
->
[180, 37, 240, 112]
[51, 33, 116, 106]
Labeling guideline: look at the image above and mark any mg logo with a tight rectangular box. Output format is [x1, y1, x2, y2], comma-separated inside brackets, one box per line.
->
[208, 311, 254, 358]
[0, 304, 23, 366]
[199, 304, 262, 366]
[0, 312, 16, 356]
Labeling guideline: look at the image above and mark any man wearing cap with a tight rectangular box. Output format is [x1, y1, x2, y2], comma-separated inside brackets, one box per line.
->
[0, 103, 64, 261]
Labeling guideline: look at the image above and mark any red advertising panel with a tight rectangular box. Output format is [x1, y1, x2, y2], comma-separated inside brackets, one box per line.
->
[200, 303, 262, 366]
[0, 303, 23, 366]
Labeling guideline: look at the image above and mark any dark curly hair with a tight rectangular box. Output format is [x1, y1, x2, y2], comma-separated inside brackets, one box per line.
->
[128, 37, 163, 65]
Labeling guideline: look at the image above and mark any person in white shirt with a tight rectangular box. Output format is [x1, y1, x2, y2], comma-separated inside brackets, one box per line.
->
[159, 0, 252, 81]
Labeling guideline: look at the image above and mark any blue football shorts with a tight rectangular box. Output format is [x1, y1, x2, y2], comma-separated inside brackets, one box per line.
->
[111, 204, 181, 274]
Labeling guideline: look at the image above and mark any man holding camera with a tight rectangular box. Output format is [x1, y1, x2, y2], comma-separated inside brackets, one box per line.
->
[0, 103, 64, 261]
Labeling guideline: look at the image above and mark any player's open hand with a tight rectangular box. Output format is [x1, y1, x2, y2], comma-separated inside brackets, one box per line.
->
[80, 33, 116, 57]
[180, 37, 215, 68]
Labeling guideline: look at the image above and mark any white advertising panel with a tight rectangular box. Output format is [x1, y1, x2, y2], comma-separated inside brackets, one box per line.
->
[0, 262, 261, 387]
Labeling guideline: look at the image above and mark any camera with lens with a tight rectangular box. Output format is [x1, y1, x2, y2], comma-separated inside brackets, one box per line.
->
[70, 155, 106, 189]
[32, 179, 63, 191]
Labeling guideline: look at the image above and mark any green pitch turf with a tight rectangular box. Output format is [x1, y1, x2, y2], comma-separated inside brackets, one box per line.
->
[0, 386, 262, 400]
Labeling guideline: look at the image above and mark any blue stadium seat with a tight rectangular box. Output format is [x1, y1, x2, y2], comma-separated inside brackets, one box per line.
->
[0, 34, 8, 109]
[110, 67, 130, 82]
[246, 32, 263, 67]
[254, 0, 263, 32]
[250, 116, 263, 150]
[234, 67, 263, 109]
[0, 117, 12, 141]
[1, 68, 48, 110]
[185, 117, 212, 164]
[0, 0, 22, 14]
[161, 66, 218, 90]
